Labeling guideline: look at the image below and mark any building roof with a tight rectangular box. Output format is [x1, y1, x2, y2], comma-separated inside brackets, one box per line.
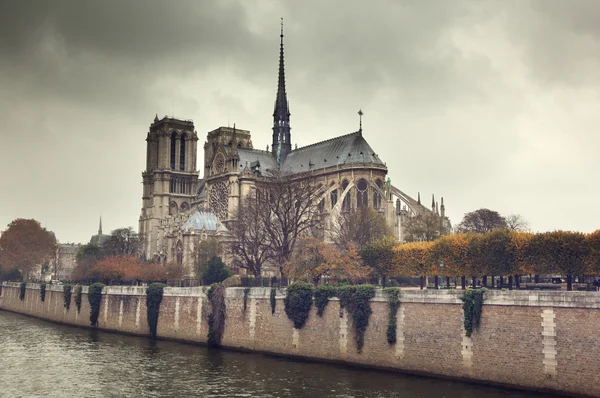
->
[90, 234, 110, 247]
[237, 148, 278, 174]
[282, 132, 385, 173]
[182, 210, 228, 232]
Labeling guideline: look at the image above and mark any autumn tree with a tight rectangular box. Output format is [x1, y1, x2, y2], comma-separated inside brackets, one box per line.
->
[331, 207, 391, 251]
[86, 255, 141, 284]
[361, 236, 398, 287]
[429, 233, 471, 288]
[393, 241, 434, 289]
[103, 227, 140, 257]
[284, 237, 367, 285]
[586, 230, 600, 274]
[527, 231, 589, 291]
[403, 212, 444, 242]
[457, 208, 507, 233]
[72, 243, 105, 281]
[0, 219, 56, 280]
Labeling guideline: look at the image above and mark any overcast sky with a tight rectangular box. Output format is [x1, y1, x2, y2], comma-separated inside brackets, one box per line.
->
[1, 0, 599, 243]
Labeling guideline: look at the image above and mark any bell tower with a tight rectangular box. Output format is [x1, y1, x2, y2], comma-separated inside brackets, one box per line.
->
[139, 115, 199, 261]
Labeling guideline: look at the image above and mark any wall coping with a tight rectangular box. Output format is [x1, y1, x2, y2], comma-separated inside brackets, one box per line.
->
[4, 282, 600, 309]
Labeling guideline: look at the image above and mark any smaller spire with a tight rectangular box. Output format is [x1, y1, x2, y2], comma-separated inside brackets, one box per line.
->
[440, 197, 445, 209]
[417, 192, 421, 205]
[98, 216, 103, 235]
[431, 194, 435, 210]
[358, 109, 363, 134]
[154, 114, 159, 123]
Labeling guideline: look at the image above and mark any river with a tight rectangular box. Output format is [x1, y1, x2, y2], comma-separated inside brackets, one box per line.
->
[0, 310, 551, 398]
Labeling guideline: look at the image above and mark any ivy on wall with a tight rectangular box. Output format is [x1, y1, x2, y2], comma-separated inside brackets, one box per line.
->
[313, 286, 339, 317]
[74, 285, 83, 313]
[461, 288, 487, 337]
[19, 282, 26, 301]
[207, 283, 226, 347]
[243, 287, 250, 313]
[40, 283, 46, 302]
[337, 285, 376, 353]
[384, 287, 400, 345]
[270, 287, 277, 314]
[88, 282, 105, 327]
[284, 282, 314, 329]
[63, 284, 72, 310]
[146, 283, 166, 339]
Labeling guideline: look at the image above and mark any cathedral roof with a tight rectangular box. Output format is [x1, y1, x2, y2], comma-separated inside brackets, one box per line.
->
[281, 131, 385, 173]
[237, 148, 278, 174]
[182, 210, 228, 232]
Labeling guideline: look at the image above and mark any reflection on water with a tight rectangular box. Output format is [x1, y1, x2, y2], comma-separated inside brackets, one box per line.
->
[0, 311, 550, 398]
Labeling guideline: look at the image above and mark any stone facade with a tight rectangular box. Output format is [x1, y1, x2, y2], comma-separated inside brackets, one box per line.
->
[2, 283, 600, 397]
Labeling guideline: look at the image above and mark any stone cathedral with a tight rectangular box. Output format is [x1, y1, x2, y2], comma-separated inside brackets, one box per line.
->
[139, 25, 449, 276]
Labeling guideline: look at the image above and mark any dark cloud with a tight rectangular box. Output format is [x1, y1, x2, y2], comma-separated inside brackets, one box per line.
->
[1, 0, 599, 242]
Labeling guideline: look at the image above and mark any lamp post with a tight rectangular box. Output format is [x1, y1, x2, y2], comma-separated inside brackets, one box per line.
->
[439, 261, 444, 289]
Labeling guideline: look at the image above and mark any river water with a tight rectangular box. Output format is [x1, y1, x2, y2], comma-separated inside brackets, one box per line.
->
[0, 311, 550, 398]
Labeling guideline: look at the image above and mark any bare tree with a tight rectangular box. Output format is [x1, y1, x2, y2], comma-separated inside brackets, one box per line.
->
[229, 172, 322, 277]
[457, 209, 507, 233]
[331, 207, 391, 251]
[403, 212, 444, 242]
[505, 214, 530, 232]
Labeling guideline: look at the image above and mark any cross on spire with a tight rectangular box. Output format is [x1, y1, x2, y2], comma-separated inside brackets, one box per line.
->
[358, 109, 363, 134]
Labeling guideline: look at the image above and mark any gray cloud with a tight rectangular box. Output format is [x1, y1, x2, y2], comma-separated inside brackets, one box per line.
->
[1, 0, 599, 242]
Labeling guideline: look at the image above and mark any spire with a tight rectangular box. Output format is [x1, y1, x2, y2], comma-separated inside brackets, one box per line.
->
[272, 18, 292, 163]
[98, 216, 103, 235]
[358, 109, 363, 135]
[440, 197, 445, 218]
[417, 192, 421, 205]
[431, 194, 435, 211]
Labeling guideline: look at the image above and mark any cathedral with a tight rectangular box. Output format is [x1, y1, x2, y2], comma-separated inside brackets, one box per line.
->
[139, 24, 449, 276]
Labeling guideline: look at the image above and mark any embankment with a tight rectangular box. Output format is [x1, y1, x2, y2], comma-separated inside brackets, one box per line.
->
[1, 282, 599, 397]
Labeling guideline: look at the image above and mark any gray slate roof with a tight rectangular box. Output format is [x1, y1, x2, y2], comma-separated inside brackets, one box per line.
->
[236, 132, 385, 175]
[282, 132, 384, 173]
[182, 210, 228, 232]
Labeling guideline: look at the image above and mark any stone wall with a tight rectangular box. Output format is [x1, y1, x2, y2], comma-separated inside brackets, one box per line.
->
[2, 282, 600, 397]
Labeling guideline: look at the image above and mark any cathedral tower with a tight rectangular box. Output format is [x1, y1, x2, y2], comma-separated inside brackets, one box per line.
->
[272, 19, 291, 164]
[139, 116, 199, 260]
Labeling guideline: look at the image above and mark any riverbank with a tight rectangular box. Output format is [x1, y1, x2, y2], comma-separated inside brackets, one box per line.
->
[1, 282, 599, 397]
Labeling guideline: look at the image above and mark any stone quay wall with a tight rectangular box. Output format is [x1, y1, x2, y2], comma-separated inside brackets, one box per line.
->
[1, 282, 600, 397]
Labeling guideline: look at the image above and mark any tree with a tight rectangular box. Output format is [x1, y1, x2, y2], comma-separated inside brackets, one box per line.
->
[586, 230, 600, 274]
[103, 227, 140, 257]
[284, 237, 368, 285]
[230, 171, 322, 276]
[86, 255, 141, 284]
[202, 257, 232, 285]
[0, 219, 56, 280]
[403, 212, 444, 242]
[194, 237, 222, 279]
[505, 214, 530, 232]
[393, 241, 435, 288]
[331, 207, 391, 251]
[361, 236, 398, 286]
[72, 243, 105, 281]
[457, 208, 507, 233]
[527, 231, 589, 291]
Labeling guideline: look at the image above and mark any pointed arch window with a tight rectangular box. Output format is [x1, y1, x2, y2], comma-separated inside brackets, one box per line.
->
[374, 179, 383, 209]
[341, 180, 351, 211]
[176, 240, 183, 264]
[170, 132, 177, 169]
[357, 179, 368, 207]
[180, 133, 187, 171]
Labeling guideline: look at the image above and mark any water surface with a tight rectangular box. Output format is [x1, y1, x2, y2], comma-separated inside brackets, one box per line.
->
[0, 311, 550, 397]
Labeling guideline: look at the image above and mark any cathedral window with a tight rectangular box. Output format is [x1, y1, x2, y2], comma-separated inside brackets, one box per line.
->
[169, 177, 175, 193]
[374, 179, 383, 209]
[180, 134, 187, 171]
[330, 189, 338, 208]
[341, 180, 350, 211]
[170, 132, 177, 169]
[357, 179, 368, 208]
[176, 241, 183, 265]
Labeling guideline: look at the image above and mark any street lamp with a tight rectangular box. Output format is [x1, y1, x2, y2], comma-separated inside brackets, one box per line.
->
[439, 261, 444, 289]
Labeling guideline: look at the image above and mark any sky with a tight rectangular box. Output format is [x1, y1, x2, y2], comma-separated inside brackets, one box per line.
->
[1, 0, 599, 244]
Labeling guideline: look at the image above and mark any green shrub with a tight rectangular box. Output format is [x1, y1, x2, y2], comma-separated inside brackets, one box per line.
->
[88, 282, 105, 327]
[202, 257, 232, 285]
[284, 282, 314, 329]
[63, 285, 72, 310]
[19, 282, 26, 301]
[461, 288, 487, 337]
[74, 285, 83, 313]
[270, 287, 277, 314]
[384, 287, 401, 345]
[40, 283, 46, 302]
[146, 283, 166, 339]
[313, 285, 339, 317]
[207, 283, 226, 347]
[337, 285, 376, 352]
[243, 287, 251, 312]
